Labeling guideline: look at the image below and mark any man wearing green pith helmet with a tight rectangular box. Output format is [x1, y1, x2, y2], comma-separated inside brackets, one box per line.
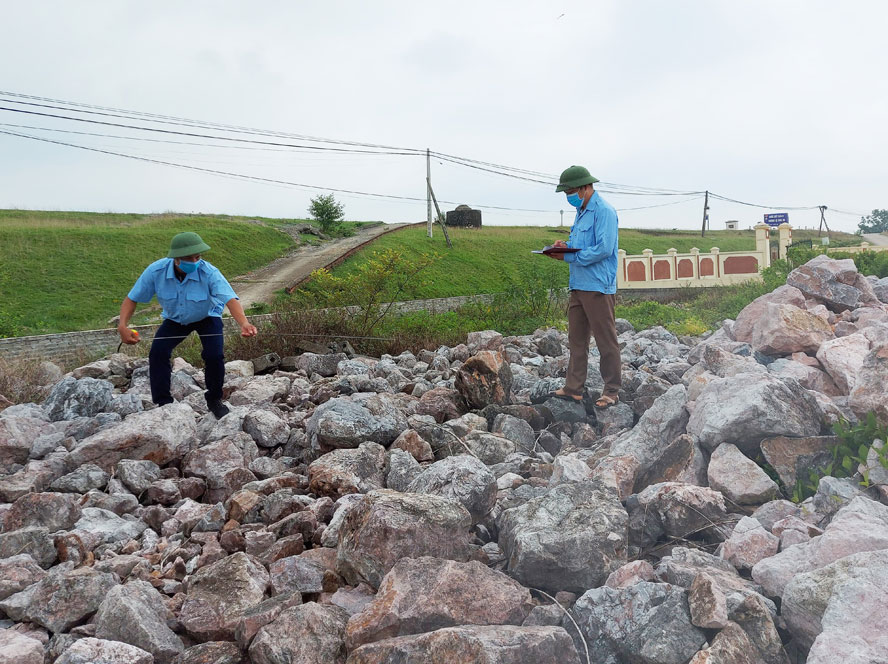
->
[546, 165, 621, 409]
[117, 231, 257, 419]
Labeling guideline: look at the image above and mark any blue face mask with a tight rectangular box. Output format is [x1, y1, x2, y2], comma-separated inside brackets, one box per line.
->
[178, 259, 200, 274]
[566, 192, 584, 208]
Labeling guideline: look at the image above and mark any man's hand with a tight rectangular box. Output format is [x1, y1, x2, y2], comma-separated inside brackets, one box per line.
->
[548, 239, 567, 260]
[240, 323, 258, 338]
[118, 326, 140, 345]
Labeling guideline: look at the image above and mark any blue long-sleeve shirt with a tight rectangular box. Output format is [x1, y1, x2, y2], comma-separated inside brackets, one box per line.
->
[563, 191, 619, 293]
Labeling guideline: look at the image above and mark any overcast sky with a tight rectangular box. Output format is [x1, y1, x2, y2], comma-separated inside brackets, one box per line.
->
[2, 1, 885, 233]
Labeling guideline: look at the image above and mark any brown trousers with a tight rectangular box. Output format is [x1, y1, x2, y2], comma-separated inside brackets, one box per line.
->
[564, 290, 621, 398]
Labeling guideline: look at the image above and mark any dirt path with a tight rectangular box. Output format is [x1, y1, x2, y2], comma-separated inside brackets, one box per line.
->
[230, 223, 414, 309]
[863, 232, 888, 247]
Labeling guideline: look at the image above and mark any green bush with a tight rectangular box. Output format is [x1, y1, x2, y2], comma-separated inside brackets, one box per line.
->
[308, 193, 345, 234]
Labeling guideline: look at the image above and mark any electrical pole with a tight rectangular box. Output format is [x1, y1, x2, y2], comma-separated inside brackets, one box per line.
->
[560, 210, 564, 227]
[818, 205, 831, 239]
[426, 148, 433, 238]
[700, 190, 710, 237]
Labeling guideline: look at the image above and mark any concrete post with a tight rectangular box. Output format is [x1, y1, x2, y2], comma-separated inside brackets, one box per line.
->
[617, 249, 627, 288]
[777, 223, 792, 260]
[754, 224, 771, 268]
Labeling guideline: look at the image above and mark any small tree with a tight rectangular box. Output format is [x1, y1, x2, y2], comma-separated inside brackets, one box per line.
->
[858, 209, 888, 234]
[308, 193, 345, 234]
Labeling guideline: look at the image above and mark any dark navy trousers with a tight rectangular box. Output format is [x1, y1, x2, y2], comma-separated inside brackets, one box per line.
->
[149, 316, 224, 406]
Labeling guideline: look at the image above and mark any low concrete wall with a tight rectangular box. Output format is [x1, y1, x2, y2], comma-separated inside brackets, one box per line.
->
[0, 293, 498, 364]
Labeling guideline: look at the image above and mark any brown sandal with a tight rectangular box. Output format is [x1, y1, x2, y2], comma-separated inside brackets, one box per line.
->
[551, 389, 583, 402]
[595, 395, 619, 408]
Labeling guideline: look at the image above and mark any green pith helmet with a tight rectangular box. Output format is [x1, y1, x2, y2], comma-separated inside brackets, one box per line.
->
[167, 232, 211, 258]
[555, 165, 599, 192]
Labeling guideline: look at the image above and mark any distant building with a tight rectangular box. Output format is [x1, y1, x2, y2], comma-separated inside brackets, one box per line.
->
[724, 220, 739, 230]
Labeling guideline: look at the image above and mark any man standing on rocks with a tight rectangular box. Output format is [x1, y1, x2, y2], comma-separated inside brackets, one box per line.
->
[117, 231, 257, 418]
[547, 165, 621, 408]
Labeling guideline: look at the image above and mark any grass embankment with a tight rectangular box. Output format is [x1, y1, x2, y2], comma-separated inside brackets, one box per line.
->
[0, 210, 376, 336]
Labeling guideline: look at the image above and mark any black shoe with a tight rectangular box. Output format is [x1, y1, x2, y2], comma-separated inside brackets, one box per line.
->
[208, 400, 230, 419]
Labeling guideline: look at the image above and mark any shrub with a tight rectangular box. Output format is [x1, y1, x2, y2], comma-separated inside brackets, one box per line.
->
[308, 193, 345, 234]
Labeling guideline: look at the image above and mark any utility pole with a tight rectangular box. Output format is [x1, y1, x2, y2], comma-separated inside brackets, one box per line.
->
[700, 190, 710, 237]
[560, 210, 564, 227]
[426, 148, 433, 238]
[818, 205, 831, 239]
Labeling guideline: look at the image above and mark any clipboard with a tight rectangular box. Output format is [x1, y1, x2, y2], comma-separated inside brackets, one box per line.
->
[532, 245, 581, 255]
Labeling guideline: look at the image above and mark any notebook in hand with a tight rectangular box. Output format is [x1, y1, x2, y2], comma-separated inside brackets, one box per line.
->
[531, 245, 581, 255]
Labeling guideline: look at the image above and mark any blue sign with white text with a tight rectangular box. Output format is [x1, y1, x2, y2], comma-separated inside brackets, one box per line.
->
[764, 213, 789, 227]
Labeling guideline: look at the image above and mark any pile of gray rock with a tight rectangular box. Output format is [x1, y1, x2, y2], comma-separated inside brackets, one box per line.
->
[1, 254, 887, 663]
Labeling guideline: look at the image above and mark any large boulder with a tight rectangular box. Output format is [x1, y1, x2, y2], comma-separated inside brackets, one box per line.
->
[634, 483, 730, 542]
[686, 373, 821, 454]
[707, 444, 779, 505]
[347, 625, 580, 664]
[759, 435, 838, 489]
[309, 442, 387, 499]
[750, 303, 834, 356]
[66, 402, 198, 471]
[568, 581, 707, 664]
[732, 285, 806, 343]
[3, 491, 82, 533]
[43, 377, 113, 421]
[497, 480, 628, 593]
[345, 556, 533, 649]
[786, 255, 877, 312]
[406, 455, 496, 524]
[94, 580, 184, 664]
[55, 638, 153, 664]
[0, 554, 46, 600]
[0, 416, 51, 467]
[336, 490, 474, 590]
[249, 603, 349, 664]
[306, 396, 408, 450]
[179, 552, 270, 642]
[0, 630, 43, 664]
[454, 350, 512, 409]
[849, 344, 888, 425]
[0, 566, 117, 633]
[782, 549, 888, 661]
[816, 333, 871, 394]
[752, 496, 888, 597]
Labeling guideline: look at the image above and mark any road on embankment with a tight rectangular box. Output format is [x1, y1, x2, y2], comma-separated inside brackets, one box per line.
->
[863, 232, 888, 247]
[230, 222, 417, 309]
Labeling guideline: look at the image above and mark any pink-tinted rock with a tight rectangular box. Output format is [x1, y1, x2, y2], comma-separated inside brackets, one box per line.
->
[732, 285, 806, 343]
[708, 444, 779, 505]
[466, 330, 504, 353]
[179, 552, 270, 642]
[752, 496, 888, 597]
[454, 350, 512, 409]
[0, 554, 46, 600]
[751, 303, 834, 355]
[55, 637, 153, 664]
[182, 433, 257, 502]
[604, 560, 656, 589]
[849, 344, 888, 425]
[345, 556, 533, 649]
[768, 358, 842, 396]
[234, 592, 302, 650]
[0, 629, 43, 664]
[590, 455, 640, 500]
[816, 333, 871, 393]
[689, 622, 758, 664]
[309, 443, 387, 499]
[760, 435, 838, 489]
[66, 402, 198, 471]
[634, 434, 708, 492]
[0, 566, 117, 633]
[414, 387, 466, 423]
[0, 416, 50, 466]
[722, 516, 779, 570]
[772, 515, 822, 550]
[635, 482, 729, 540]
[249, 603, 349, 664]
[3, 491, 82, 534]
[389, 429, 434, 462]
[336, 490, 473, 590]
[347, 625, 580, 664]
[786, 255, 877, 312]
[688, 573, 729, 629]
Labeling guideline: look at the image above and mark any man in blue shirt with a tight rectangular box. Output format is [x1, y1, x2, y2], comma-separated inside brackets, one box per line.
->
[547, 165, 621, 408]
[117, 232, 257, 418]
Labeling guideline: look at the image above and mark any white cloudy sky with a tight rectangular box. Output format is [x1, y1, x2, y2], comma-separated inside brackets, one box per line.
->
[2, 1, 885, 233]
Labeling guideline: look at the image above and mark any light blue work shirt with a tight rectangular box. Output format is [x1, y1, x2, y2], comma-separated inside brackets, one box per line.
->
[127, 258, 239, 325]
[563, 191, 619, 293]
